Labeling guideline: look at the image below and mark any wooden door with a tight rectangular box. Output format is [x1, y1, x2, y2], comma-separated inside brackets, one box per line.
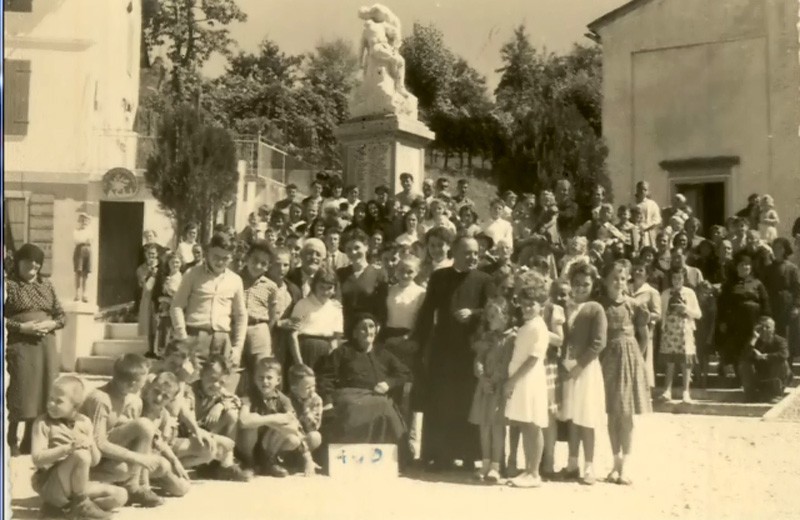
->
[98, 201, 144, 308]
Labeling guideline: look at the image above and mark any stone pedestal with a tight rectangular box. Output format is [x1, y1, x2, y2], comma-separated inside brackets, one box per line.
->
[335, 116, 435, 197]
[60, 302, 101, 371]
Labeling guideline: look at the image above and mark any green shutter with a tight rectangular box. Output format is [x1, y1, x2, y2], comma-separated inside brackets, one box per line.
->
[3, 0, 33, 13]
[3, 59, 32, 136]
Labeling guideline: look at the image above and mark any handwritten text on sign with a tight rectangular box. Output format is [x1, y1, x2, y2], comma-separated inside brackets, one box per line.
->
[328, 444, 398, 479]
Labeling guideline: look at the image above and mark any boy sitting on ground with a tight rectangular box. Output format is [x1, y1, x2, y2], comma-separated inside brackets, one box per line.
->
[140, 371, 192, 495]
[31, 375, 128, 519]
[81, 354, 184, 508]
[287, 364, 324, 476]
[154, 341, 251, 481]
[236, 357, 310, 477]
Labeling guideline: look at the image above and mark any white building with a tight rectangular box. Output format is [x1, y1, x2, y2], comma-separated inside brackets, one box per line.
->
[4, 0, 174, 310]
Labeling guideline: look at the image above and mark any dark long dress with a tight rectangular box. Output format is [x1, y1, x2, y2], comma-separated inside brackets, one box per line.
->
[318, 342, 409, 444]
[4, 275, 66, 421]
[413, 267, 491, 465]
[336, 264, 388, 335]
[716, 275, 771, 366]
[762, 259, 800, 357]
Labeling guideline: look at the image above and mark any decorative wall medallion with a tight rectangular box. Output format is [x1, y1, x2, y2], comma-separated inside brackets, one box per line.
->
[102, 167, 138, 198]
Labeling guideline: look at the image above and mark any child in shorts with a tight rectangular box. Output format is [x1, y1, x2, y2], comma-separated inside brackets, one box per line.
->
[32, 375, 128, 519]
[81, 354, 173, 508]
[287, 364, 324, 476]
[139, 372, 192, 496]
[155, 342, 251, 481]
[236, 357, 309, 477]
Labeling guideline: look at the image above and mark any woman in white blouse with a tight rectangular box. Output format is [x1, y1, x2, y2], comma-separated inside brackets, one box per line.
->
[289, 266, 344, 373]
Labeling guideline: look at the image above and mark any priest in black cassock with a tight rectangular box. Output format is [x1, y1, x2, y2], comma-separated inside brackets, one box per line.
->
[413, 236, 492, 470]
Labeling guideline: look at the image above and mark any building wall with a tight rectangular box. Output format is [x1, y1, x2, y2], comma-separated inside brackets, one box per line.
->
[4, 0, 146, 306]
[596, 0, 800, 232]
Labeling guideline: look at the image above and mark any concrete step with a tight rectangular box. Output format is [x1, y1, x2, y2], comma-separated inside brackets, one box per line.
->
[653, 399, 771, 418]
[60, 372, 111, 389]
[105, 323, 142, 340]
[75, 356, 115, 376]
[92, 339, 147, 358]
[703, 360, 800, 376]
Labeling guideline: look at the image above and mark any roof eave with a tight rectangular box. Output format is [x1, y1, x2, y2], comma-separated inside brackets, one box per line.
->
[587, 0, 657, 33]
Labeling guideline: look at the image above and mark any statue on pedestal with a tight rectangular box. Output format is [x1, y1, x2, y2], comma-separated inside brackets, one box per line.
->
[350, 4, 419, 120]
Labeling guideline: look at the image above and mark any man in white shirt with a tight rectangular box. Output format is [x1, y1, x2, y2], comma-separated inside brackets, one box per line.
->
[635, 180, 662, 248]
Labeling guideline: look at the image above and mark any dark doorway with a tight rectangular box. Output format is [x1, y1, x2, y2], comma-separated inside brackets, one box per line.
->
[98, 201, 144, 308]
[675, 182, 726, 232]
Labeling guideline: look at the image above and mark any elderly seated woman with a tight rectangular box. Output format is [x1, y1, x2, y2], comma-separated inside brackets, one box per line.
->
[739, 316, 791, 403]
[318, 313, 411, 464]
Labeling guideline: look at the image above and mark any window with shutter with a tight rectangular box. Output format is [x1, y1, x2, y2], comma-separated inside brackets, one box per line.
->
[4, 197, 28, 246]
[3, 0, 33, 13]
[3, 59, 32, 136]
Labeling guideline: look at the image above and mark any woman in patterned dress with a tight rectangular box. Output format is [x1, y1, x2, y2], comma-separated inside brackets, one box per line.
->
[4, 243, 66, 455]
[597, 261, 652, 485]
[658, 267, 702, 403]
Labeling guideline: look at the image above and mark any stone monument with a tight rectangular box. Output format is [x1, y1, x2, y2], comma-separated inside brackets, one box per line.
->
[335, 4, 435, 198]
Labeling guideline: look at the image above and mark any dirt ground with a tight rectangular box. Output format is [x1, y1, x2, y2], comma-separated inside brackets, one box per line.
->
[7, 413, 800, 520]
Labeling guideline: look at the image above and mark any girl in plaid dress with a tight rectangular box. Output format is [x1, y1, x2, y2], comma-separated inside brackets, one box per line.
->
[598, 261, 652, 485]
[540, 280, 568, 479]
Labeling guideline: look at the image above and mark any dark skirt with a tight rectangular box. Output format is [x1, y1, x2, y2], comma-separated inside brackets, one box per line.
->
[382, 328, 417, 377]
[6, 311, 59, 421]
[297, 335, 334, 374]
[327, 388, 407, 444]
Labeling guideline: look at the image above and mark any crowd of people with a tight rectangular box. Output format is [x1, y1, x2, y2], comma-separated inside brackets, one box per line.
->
[5, 172, 800, 518]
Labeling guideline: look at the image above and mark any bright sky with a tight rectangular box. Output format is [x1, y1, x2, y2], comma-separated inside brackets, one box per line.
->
[204, 0, 626, 90]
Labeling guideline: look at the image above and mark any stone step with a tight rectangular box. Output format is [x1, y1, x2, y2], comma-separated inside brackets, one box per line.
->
[75, 356, 116, 376]
[60, 372, 111, 389]
[653, 399, 771, 418]
[105, 322, 142, 340]
[92, 339, 147, 358]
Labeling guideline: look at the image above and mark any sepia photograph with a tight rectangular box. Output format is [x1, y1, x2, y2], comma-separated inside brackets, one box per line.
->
[2, 0, 800, 518]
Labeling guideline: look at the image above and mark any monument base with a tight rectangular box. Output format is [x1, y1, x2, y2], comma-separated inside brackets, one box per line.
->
[335, 116, 435, 198]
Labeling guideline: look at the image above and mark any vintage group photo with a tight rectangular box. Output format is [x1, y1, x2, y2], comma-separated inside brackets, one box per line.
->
[3, 0, 800, 519]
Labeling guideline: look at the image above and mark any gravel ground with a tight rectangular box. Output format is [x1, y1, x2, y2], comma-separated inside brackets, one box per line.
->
[8, 414, 800, 520]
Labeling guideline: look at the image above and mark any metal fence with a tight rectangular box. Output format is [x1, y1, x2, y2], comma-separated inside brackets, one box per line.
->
[138, 133, 317, 195]
[234, 135, 317, 190]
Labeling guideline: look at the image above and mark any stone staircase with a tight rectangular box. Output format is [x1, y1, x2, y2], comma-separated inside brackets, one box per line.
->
[653, 359, 800, 418]
[73, 323, 147, 378]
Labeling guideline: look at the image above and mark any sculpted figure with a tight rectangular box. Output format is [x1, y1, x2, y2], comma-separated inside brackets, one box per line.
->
[350, 4, 418, 119]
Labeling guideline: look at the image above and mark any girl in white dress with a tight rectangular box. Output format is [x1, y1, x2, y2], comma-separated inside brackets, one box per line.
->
[559, 262, 608, 486]
[504, 272, 550, 488]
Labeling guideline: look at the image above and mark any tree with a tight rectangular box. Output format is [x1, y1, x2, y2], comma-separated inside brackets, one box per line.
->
[201, 39, 303, 143]
[493, 28, 610, 219]
[401, 23, 492, 170]
[144, 104, 239, 240]
[400, 23, 455, 117]
[142, 0, 247, 100]
[202, 38, 359, 168]
[298, 39, 360, 167]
